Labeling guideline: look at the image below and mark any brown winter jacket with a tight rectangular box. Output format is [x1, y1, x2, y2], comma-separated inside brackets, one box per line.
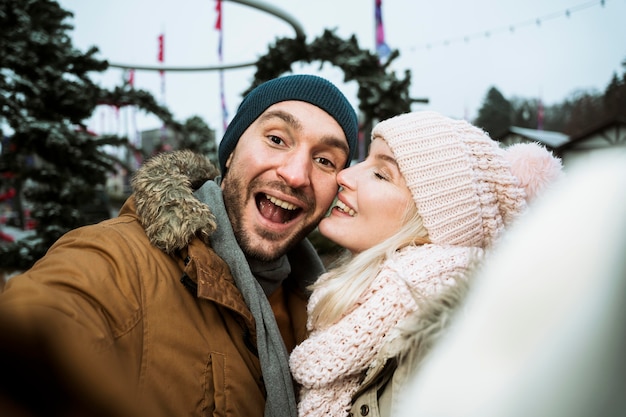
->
[0, 151, 318, 417]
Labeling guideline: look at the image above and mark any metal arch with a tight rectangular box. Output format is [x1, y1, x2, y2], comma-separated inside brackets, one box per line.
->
[108, 0, 305, 72]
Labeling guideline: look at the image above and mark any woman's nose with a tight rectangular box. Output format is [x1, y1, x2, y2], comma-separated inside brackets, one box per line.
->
[336, 165, 356, 190]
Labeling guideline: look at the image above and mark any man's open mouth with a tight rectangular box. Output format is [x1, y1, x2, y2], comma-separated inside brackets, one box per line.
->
[256, 193, 302, 224]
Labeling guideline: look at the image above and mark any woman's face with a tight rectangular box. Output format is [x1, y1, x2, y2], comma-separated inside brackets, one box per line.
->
[319, 137, 415, 254]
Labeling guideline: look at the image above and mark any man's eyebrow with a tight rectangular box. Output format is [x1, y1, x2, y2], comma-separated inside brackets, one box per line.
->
[257, 110, 302, 131]
[320, 135, 350, 158]
[259, 109, 350, 157]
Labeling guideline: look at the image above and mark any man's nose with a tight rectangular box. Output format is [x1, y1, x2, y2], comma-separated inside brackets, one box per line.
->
[276, 151, 312, 188]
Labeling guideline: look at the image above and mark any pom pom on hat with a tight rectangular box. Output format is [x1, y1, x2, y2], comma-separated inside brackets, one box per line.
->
[504, 142, 563, 202]
[373, 111, 563, 249]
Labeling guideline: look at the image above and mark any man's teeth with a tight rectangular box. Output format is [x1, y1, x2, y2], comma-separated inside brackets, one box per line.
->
[266, 194, 298, 210]
[335, 199, 355, 216]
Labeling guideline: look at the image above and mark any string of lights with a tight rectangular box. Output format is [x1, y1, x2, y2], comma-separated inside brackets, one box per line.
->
[408, 0, 607, 51]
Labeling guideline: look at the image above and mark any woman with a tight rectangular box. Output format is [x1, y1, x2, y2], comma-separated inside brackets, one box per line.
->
[288, 110, 563, 417]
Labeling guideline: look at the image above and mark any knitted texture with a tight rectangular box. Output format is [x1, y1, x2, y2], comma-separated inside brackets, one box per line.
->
[289, 244, 482, 417]
[218, 74, 358, 173]
[372, 111, 561, 248]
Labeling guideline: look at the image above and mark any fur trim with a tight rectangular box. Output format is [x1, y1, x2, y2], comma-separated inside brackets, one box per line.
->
[505, 143, 563, 202]
[131, 150, 219, 254]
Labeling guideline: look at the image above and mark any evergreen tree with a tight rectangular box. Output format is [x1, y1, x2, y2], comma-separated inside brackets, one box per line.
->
[540, 100, 572, 133]
[510, 96, 540, 129]
[249, 29, 427, 159]
[0, 0, 183, 270]
[603, 69, 626, 118]
[562, 89, 603, 135]
[474, 86, 512, 140]
[510, 96, 568, 132]
[178, 116, 218, 167]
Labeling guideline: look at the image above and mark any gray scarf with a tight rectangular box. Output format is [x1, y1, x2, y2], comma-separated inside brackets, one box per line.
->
[194, 181, 297, 417]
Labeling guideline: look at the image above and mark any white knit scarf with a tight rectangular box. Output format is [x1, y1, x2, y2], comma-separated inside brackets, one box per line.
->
[290, 255, 418, 416]
[289, 244, 477, 417]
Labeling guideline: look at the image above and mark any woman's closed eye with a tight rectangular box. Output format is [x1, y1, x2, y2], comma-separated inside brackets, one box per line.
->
[374, 170, 390, 181]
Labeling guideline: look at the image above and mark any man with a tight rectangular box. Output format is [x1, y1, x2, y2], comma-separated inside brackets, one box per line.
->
[0, 75, 358, 417]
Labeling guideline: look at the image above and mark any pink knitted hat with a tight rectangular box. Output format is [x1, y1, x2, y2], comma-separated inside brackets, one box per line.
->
[372, 111, 562, 248]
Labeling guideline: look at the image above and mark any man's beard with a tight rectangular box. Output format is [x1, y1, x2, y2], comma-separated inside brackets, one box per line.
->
[221, 173, 320, 262]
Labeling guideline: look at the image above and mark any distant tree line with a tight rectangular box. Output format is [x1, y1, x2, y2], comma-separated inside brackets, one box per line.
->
[474, 60, 626, 139]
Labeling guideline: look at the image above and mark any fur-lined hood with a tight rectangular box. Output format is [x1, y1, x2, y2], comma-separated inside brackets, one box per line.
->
[130, 150, 220, 254]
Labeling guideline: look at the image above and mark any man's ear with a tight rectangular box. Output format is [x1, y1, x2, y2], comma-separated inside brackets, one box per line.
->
[225, 152, 234, 169]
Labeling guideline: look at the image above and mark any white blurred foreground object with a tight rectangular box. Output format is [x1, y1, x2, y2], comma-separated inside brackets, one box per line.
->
[397, 149, 626, 417]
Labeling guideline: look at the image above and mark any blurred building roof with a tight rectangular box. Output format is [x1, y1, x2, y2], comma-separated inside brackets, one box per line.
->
[508, 126, 570, 148]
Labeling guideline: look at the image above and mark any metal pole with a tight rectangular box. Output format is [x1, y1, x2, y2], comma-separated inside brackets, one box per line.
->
[108, 0, 305, 72]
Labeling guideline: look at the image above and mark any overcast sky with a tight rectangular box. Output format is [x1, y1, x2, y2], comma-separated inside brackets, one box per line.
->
[58, 0, 626, 141]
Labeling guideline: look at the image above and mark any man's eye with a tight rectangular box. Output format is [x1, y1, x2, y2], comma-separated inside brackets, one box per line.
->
[315, 157, 336, 168]
[268, 135, 284, 145]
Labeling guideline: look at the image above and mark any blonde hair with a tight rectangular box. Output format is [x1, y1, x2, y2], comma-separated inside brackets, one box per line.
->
[309, 202, 430, 329]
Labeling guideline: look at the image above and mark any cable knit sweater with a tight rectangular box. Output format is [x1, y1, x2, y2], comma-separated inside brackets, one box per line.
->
[289, 244, 482, 417]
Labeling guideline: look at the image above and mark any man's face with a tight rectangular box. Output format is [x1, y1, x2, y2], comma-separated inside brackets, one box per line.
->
[221, 101, 350, 262]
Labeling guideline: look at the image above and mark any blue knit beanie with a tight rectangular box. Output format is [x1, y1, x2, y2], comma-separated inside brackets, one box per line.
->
[218, 74, 358, 174]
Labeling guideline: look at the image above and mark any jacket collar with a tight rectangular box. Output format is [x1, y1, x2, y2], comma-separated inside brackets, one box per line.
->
[184, 239, 255, 324]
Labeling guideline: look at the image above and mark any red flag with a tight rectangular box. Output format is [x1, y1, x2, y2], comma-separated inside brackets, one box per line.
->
[215, 0, 222, 30]
[215, 0, 228, 130]
[157, 33, 164, 63]
[157, 33, 165, 80]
